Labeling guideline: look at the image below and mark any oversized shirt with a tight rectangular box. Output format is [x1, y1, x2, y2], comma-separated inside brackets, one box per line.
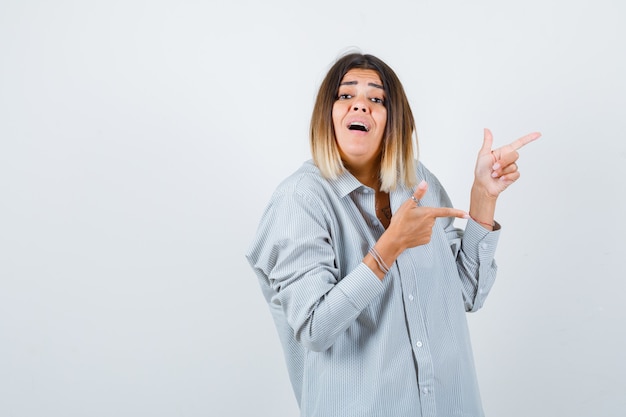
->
[246, 160, 500, 417]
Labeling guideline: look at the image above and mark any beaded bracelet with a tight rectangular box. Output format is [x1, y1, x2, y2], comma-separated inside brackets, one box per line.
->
[369, 247, 390, 275]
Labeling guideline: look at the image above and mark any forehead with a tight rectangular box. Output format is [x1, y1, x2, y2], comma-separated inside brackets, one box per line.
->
[340, 68, 383, 86]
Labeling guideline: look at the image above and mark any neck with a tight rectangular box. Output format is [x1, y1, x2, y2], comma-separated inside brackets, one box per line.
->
[346, 163, 380, 190]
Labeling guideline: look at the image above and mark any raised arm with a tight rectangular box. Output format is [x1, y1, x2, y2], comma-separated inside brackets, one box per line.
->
[469, 128, 541, 230]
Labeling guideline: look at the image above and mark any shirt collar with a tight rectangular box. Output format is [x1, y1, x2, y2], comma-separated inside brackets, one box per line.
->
[303, 160, 367, 198]
[330, 169, 367, 198]
[305, 160, 421, 200]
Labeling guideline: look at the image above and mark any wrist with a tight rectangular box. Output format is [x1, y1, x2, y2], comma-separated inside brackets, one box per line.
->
[469, 216, 495, 231]
[470, 183, 498, 202]
[375, 228, 405, 263]
[469, 187, 497, 232]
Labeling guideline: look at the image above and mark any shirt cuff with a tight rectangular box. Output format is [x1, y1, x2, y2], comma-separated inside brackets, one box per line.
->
[463, 218, 501, 262]
[336, 262, 386, 311]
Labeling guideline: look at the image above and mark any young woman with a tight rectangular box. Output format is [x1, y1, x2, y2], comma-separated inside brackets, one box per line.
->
[247, 52, 540, 417]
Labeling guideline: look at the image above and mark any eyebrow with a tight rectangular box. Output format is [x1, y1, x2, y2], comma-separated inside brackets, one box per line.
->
[340, 80, 384, 89]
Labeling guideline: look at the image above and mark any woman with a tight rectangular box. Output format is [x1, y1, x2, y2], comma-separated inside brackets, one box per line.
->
[247, 53, 539, 417]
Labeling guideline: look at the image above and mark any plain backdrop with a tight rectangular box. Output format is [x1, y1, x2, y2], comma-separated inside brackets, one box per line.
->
[1, 0, 625, 416]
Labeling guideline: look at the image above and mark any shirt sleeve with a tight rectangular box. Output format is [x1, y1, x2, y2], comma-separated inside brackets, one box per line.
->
[246, 189, 385, 352]
[454, 219, 500, 312]
[421, 164, 501, 313]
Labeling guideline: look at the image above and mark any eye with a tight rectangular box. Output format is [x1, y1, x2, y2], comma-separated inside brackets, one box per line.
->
[337, 93, 352, 100]
[370, 97, 385, 105]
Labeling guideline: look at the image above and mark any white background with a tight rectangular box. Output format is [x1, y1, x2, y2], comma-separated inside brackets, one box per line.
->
[1, 0, 625, 416]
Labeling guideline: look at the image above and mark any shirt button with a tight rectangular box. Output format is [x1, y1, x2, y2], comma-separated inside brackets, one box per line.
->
[422, 388, 429, 394]
[416, 341, 423, 347]
[408, 294, 414, 301]
[481, 243, 488, 249]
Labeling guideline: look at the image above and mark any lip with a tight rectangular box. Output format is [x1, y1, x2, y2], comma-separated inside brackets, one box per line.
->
[345, 118, 371, 132]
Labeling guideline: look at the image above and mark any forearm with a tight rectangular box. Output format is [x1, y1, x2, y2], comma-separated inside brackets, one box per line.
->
[469, 184, 498, 231]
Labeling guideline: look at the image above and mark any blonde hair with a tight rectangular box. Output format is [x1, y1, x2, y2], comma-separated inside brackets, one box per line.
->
[310, 53, 418, 191]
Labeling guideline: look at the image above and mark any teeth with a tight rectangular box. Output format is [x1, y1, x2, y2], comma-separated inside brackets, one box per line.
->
[349, 122, 369, 132]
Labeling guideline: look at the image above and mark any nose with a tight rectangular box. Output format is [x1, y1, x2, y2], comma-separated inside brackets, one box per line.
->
[352, 95, 369, 113]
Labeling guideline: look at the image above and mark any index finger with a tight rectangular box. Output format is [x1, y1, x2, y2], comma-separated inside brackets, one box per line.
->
[428, 207, 469, 219]
[509, 131, 541, 151]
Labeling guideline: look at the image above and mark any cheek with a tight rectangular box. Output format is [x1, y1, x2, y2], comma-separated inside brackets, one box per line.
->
[375, 113, 387, 145]
[376, 111, 387, 130]
[331, 104, 344, 128]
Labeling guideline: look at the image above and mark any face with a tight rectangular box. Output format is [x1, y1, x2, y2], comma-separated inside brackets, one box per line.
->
[332, 68, 387, 172]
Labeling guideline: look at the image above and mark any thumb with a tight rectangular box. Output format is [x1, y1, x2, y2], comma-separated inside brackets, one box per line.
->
[479, 128, 493, 155]
[412, 180, 428, 201]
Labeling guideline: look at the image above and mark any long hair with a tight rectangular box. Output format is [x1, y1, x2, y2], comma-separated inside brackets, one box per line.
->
[310, 53, 418, 191]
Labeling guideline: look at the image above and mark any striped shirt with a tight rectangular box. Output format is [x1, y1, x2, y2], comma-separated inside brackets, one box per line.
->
[246, 160, 500, 417]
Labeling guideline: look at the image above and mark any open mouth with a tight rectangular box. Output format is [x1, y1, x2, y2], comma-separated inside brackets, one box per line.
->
[348, 122, 369, 132]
